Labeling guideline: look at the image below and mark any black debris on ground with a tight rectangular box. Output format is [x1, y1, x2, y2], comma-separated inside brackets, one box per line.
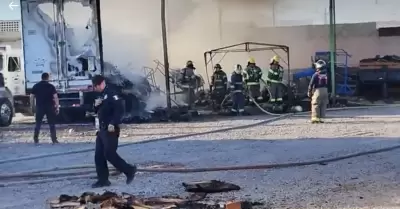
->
[183, 180, 241, 193]
[49, 181, 262, 208]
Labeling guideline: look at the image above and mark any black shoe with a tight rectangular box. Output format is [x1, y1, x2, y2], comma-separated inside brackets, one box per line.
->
[126, 165, 137, 185]
[33, 138, 39, 145]
[91, 180, 111, 188]
[52, 139, 59, 144]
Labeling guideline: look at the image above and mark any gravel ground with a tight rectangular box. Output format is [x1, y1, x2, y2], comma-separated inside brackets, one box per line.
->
[1, 107, 400, 208]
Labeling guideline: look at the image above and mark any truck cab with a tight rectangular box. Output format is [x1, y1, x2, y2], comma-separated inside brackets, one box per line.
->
[0, 45, 32, 118]
[0, 46, 17, 126]
[0, 45, 24, 97]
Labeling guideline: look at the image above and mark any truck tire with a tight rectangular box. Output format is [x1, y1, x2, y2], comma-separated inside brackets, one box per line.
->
[0, 98, 13, 127]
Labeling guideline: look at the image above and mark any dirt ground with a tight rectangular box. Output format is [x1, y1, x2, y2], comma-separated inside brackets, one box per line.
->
[1, 107, 400, 209]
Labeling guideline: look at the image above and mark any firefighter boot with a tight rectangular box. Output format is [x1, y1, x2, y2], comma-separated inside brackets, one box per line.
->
[311, 117, 320, 124]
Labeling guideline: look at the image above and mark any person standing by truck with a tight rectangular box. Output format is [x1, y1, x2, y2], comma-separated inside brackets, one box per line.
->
[31, 72, 59, 144]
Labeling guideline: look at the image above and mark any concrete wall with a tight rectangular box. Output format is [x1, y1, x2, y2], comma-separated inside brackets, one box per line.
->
[99, 0, 400, 84]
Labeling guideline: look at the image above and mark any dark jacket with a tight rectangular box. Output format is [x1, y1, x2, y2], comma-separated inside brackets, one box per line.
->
[230, 72, 244, 92]
[179, 67, 196, 86]
[211, 70, 227, 91]
[267, 64, 284, 83]
[96, 85, 124, 128]
[31, 80, 57, 109]
[244, 65, 262, 85]
[308, 71, 328, 93]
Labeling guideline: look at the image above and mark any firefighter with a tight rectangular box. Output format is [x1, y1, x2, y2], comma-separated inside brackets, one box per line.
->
[211, 64, 228, 107]
[308, 60, 329, 124]
[230, 64, 245, 115]
[244, 57, 263, 101]
[178, 60, 197, 109]
[267, 55, 284, 105]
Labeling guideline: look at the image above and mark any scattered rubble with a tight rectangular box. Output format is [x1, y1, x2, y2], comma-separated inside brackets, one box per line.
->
[49, 191, 206, 209]
[49, 185, 261, 209]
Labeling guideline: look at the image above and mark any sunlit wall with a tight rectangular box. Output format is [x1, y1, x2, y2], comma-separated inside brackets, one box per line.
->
[99, 0, 400, 83]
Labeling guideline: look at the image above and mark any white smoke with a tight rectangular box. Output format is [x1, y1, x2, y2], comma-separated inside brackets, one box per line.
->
[115, 66, 168, 111]
[145, 92, 167, 111]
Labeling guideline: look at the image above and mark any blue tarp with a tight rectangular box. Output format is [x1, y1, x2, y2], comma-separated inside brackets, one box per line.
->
[293, 68, 315, 79]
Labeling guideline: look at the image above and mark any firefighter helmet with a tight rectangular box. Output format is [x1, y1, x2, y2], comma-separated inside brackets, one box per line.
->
[186, 60, 193, 66]
[270, 55, 280, 63]
[248, 57, 256, 64]
[314, 60, 326, 69]
[214, 63, 222, 69]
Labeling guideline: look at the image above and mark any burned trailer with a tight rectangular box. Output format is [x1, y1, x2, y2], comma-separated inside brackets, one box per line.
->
[101, 63, 197, 123]
[203, 42, 296, 113]
[105, 73, 152, 122]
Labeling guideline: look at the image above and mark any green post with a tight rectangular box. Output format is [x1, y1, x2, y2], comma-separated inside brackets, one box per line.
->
[329, 0, 336, 104]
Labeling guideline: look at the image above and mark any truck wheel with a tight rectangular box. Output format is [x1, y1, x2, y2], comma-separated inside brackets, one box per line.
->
[0, 98, 13, 127]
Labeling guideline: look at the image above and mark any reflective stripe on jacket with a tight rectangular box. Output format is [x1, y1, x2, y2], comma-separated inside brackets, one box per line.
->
[230, 72, 244, 92]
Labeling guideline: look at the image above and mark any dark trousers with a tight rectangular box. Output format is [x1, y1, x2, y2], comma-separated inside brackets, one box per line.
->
[95, 129, 132, 182]
[182, 88, 195, 109]
[269, 82, 283, 103]
[231, 92, 245, 113]
[248, 84, 261, 99]
[34, 107, 57, 141]
[212, 89, 227, 107]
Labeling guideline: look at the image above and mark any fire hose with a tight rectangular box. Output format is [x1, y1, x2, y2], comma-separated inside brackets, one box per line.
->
[2, 96, 400, 186]
[2, 137, 400, 187]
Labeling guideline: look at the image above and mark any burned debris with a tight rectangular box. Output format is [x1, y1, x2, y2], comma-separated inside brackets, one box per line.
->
[48, 181, 261, 209]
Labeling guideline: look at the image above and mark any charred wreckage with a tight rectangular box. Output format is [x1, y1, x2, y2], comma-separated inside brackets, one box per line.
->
[105, 42, 353, 124]
[93, 42, 311, 124]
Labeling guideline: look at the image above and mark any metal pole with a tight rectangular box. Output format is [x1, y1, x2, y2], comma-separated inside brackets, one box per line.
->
[217, 0, 222, 46]
[329, 0, 336, 104]
[95, 0, 105, 74]
[161, 0, 172, 110]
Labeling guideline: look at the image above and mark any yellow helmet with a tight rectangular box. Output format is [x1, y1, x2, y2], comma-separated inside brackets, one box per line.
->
[271, 55, 280, 63]
[248, 57, 256, 64]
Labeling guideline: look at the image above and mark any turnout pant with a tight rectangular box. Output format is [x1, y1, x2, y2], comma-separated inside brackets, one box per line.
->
[231, 91, 245, 113]
[34, 107, 57, 141]
[247, 84, 261, 99]
[212, 89, 227, 108]
[269, 82, 283, 103]
[95, 129, 133, 182]
[311, 88, 329, 121]
[182, 87, 195, 109]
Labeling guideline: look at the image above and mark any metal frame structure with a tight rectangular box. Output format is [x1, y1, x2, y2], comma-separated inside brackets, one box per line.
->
[203, 42, 291, 87]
